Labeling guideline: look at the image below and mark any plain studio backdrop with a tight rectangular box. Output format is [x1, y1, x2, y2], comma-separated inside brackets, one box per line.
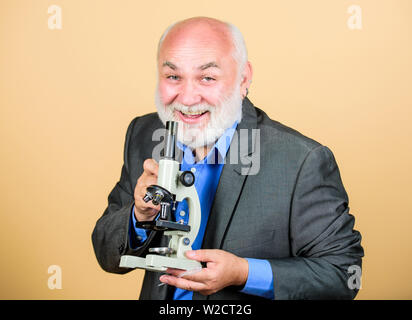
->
[0, 0, 411, 299]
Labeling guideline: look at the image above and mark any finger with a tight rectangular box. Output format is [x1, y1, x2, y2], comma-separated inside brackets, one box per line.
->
[179, 271, 210, 283]
[138, 171, 157, 193]
[165, 268, 186, 276]
[185, 249, 220, 262]
[136, 176, 159, 209]
[159, 275, 206, 292]
[137, 175, 158, 199]
[137, 207, 159, 216]
[165, 268, 208, 282]
[143, 158, 158, 176]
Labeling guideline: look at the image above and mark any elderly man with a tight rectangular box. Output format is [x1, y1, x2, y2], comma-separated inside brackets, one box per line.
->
[92, 17, 364, 300]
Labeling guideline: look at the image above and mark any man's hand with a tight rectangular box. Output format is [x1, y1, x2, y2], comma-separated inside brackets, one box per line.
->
[159, 249, 249, 296]
[134, 159, 160, 222]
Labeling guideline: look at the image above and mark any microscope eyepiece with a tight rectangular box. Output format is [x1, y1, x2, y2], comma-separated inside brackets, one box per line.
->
[166, 121, 178, 135]
[164, 121, 178, 159]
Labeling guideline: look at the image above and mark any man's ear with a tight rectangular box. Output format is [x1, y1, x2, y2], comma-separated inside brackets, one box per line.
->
[240, 61, 253, 98]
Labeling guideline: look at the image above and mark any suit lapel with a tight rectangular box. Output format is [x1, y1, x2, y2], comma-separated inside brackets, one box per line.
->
[201, 98, 258, 251]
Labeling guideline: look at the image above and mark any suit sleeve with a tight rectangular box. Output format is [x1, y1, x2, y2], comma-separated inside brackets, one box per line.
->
[91, 117, 159, 274]
[268, 145, 364, 299]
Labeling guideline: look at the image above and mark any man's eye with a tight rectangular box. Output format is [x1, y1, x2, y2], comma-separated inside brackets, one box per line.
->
[202, 76, 215, 82]
[167, 75, 180, 81]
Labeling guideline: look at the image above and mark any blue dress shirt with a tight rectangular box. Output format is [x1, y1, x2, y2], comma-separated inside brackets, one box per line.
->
[129, 122, 274, 300]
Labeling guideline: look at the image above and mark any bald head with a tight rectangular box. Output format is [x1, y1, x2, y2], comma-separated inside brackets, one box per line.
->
[157, 17, 248, 74]
[160, 17, 232, 51]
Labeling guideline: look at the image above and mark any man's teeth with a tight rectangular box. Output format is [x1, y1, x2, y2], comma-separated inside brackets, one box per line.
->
[181, 110, 207, 115]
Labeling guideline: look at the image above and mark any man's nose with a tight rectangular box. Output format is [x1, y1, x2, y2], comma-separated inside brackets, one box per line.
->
[176, 80, 201, 106]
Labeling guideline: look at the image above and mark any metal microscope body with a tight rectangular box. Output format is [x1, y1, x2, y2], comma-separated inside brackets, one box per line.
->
[119, 121, 202, 272]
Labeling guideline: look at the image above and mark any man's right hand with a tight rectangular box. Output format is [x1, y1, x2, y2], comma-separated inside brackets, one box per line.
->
[134, 159, 160, 222]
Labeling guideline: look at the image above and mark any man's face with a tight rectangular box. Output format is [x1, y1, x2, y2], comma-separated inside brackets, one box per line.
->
[155, 23, 243, 149]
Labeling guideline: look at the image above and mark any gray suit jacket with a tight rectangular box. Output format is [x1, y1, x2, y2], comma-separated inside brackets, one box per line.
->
[92, 98, 364, 300]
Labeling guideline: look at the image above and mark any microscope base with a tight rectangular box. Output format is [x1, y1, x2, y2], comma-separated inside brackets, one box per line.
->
[120, 254, 201, 272]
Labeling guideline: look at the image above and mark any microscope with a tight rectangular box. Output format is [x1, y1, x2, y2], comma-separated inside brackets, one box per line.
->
[119, 121, 202, 272]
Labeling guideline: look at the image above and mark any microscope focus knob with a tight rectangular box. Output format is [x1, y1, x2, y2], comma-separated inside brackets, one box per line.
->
[180, 171, 195, 187]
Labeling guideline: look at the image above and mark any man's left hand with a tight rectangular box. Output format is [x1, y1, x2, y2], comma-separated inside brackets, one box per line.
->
[159, 249, 249, 296]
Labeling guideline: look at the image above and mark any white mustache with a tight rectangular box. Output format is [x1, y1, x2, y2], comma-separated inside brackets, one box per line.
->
[155, 82, 243, 149]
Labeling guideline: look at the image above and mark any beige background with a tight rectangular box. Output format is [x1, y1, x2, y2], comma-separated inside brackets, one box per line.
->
[0, 0, 411, 299]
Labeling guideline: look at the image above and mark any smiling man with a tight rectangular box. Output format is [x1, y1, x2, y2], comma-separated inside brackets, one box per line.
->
[92, 17, 364, 300]
[155, 18, 250, 160]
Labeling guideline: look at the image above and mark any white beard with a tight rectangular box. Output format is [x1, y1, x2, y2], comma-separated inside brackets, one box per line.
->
[155, 84, 243, 149]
